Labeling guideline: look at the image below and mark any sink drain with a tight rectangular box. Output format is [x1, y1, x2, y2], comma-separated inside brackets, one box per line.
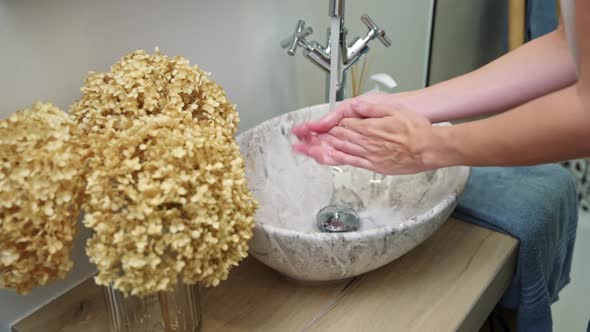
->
[316, 205, 360, 232]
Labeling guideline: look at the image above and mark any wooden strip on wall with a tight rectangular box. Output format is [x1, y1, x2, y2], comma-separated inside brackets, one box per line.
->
[509, 0, 526, 50]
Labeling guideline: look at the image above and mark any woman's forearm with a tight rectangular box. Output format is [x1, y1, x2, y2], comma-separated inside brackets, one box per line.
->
[406, 26, 577, 123]
[425, 5, 590, 166]
[427, 85, 590, 167]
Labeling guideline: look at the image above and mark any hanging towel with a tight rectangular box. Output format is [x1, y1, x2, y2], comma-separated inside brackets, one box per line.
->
[526, 0, 558, 40]
[453, 164, 578, 332]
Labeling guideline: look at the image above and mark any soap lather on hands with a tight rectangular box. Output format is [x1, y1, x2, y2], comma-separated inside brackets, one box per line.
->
[291, 93, 441, 175]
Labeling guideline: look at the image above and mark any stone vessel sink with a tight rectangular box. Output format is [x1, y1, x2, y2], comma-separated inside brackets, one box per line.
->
[236, 104, 470, 283]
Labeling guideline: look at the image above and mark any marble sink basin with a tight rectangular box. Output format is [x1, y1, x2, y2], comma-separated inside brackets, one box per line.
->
[236, 104, 470, 283]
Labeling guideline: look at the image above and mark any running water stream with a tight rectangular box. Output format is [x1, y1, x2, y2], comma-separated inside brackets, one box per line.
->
[328, 16, 340, 112]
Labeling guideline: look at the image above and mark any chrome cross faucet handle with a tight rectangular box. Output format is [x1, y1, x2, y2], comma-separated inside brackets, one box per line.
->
[360, 14, 391, 47]
[280, 20, 314, 56]
[346, 14, 392, 68]
[280, 0, 392, 102]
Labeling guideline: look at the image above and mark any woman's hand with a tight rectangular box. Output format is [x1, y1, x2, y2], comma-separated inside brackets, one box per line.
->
[292, 100, 442, 175]
[292, 92, 414, 141]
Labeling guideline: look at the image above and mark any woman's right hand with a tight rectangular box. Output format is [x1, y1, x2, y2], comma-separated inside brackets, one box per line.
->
[291, 100, 441, 175]
[291, 91, 418, 141]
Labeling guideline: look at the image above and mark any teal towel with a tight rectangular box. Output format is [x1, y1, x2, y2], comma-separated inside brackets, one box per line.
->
[453, 165, 578, 332]
[526, 0, 558, 40]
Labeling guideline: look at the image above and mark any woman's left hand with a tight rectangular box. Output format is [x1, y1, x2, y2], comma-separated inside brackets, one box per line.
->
[292, 100, 440, 175]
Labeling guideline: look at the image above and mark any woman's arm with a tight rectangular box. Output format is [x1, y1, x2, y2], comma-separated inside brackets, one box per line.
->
[577, 0, 590, 106]
[292, 7, 590, 174]
[406, 24, 577, 122]
[293, 82, 590, 175]
[292, 82, 590, 174]
[294, 24, 577, 137]
[427, 85, 590, 168]
[424, 2, 590, 168]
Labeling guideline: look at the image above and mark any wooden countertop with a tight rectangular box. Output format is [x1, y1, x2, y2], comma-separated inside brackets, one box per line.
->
[13, 218, 518, 332]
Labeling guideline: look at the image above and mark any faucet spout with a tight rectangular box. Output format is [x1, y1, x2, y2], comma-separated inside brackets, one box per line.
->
[282, 0, 390, 102]
[329, 0, 345, 18]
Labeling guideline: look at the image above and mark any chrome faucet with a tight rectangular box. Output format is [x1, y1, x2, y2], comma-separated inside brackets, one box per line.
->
[280, 0, 392, 101]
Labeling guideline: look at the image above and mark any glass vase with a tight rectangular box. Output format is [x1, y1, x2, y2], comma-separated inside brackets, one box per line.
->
[104, 282, 201, 332]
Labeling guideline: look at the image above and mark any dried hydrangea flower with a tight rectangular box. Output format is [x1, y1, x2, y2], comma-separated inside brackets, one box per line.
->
[71, 49, 238, 140]
[70, 50, 257, 296]
[0, 102, 85, 294]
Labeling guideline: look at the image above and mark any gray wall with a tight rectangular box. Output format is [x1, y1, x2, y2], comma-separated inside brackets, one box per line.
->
[428, 0, 507, 85]
[0, 1, 435, 330]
